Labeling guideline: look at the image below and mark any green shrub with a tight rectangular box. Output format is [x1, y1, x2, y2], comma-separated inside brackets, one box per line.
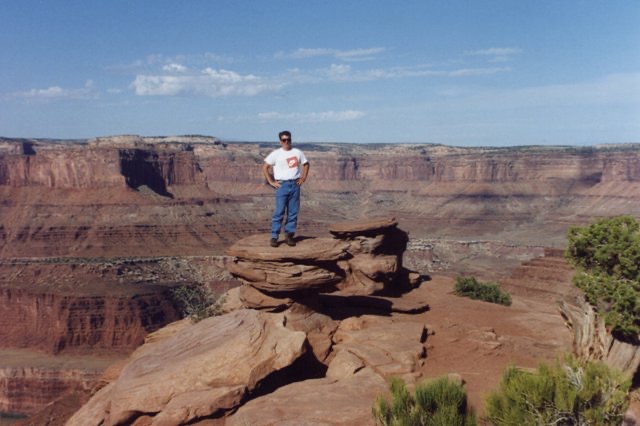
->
[372, 376, 477, 426]
[565, 216, 640, 341]
[566, 216, 640, 281]
[171, 283, 226, 323]
[454, 276, 512, 306]
[485, 356, 630, 425]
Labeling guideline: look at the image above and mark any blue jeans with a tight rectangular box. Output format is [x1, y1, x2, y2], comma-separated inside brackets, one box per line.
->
[271, 180, 300, 239]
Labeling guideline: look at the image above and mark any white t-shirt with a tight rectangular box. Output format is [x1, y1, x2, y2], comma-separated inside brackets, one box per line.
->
[264, 147, 308, 180]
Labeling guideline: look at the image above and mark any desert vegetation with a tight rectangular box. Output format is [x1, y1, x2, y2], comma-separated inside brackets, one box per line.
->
[171, 283, 226, 323]
[485, 356, 630, 425]
[453, 276, 512, 306]
[372, 376, 477, 426]
[565, 216, 640, 342]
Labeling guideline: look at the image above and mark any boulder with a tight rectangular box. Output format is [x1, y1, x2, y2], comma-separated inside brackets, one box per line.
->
[67, 309, 307, 426]
[239, 284, 293, 311]
[333, 315, 427, 378]
[326, 350, 365, 381]
[284, 304, 339, 363]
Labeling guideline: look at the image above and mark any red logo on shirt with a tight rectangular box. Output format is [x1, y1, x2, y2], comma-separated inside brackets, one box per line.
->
[287, 156, 299, 168]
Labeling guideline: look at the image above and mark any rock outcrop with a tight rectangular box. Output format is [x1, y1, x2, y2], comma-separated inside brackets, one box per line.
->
[68, 219, 430, 425]
[227, 218, 415, 306]
[67, 309, 307, 426]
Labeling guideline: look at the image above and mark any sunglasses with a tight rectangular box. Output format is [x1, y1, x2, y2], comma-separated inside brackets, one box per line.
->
[280, 138, 291, 142]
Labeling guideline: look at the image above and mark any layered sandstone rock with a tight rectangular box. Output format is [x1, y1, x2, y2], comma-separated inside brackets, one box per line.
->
[227, 367, 387, 426]
[0, 285, 180, 355]
[227, 313, 430, 426]
[227, 234, 349, 294]
[67, 309, 307, 426]
[67, 220, 430, 425]
[226, 218, 416, 304]
[330, 217, 411, 295]
[0, 351, 113, 415]
[2, 137, 640, 260]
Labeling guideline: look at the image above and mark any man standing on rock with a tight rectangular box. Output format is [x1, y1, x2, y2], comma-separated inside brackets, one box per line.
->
[262, 131, 310, 247]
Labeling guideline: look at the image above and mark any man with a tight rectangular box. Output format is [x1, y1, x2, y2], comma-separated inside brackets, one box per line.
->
[262, 130, 310, 247]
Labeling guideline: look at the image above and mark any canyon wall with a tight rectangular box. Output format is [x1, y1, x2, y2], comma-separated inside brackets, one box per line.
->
[1, 137, 640, 258]
[3, 138, 638, 194]
[0, 286, 180, 355]
[0, 364, 102, 415]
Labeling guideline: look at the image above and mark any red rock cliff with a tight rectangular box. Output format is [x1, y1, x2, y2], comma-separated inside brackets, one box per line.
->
[0, 286, 180, 355]
[1, 137, 639, 257]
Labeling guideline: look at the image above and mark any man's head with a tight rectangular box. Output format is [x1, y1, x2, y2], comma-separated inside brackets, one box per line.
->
[279, 130, 292, 150]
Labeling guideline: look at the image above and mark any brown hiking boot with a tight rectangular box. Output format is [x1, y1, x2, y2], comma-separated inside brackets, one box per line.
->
[286, 233, 296, 247]
[270, 238, 278, 247]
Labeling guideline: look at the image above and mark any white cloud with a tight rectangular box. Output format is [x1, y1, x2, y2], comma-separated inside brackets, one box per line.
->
[279, 47, 386, 61]
[258, 110, 366, 123]
[448, 67, 511, 77]
[108, 52, 234, 73]
[320, 64, 510, 81]
[162, 63, 188, 73]
[8, 80, 97, 100]
[465, 47, 522, 63]
[467, 47, 522, 56]
[133, 68, 283, 97]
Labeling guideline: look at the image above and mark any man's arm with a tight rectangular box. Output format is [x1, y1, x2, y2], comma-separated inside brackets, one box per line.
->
[297, 162, 310, 186]
[262, 162, 281, 188]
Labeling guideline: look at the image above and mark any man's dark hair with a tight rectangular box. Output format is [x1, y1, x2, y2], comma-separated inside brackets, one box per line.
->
[279, 130, 291, 140]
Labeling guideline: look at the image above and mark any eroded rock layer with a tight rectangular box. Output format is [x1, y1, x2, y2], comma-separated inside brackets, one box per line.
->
[67, 309, 308, 426]
[2, 137, 640, 258]
[68, 221, 430, 425]
[0, 286, 180, 354]
[227, 217, 417, 300]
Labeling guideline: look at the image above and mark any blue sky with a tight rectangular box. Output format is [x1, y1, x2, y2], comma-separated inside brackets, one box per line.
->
[1, 1, 639, 145]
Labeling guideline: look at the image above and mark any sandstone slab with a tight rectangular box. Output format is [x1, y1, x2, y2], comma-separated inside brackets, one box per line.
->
[226, 367, 387, 426]
[228, 259, 343, 293]
[326, 349, 366, 381]
[67, 309, 307, 426]
[333, 315, 427, 378]
[227, 234, 350, 262]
